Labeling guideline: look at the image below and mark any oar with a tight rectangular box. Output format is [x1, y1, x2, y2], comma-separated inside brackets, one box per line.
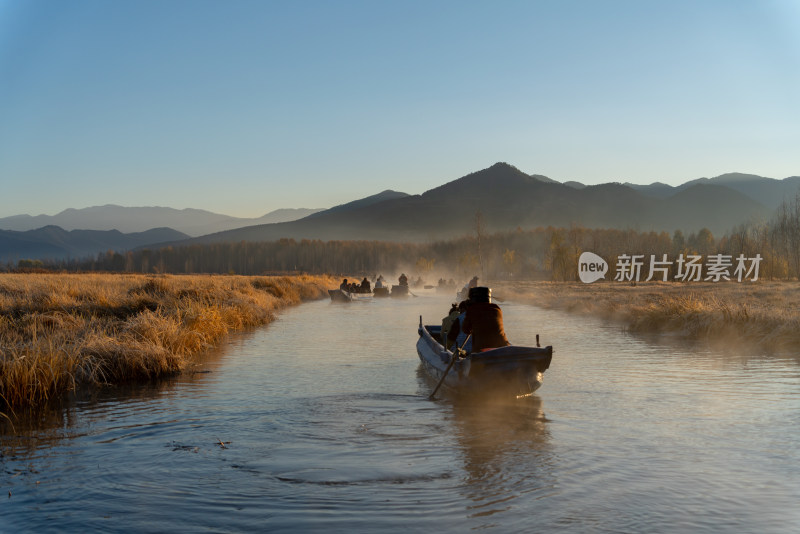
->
[428, 334, 471, 400]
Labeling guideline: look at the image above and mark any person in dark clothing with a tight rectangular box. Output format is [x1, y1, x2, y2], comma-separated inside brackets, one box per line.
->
[340, 278, 349, 290]
[461, 287, 510, 352]
[360, 277, 371, 293]
[440, 302, 460, 348]
[446, 300, 472, 353]
[398, 273, 408, 286]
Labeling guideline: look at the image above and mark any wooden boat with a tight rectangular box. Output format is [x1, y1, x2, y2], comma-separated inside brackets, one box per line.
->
[328, 289, 373, 302]
[373, 287, 390, 298]
[416, 317, 553, 397]
[391, 284, 409, 298]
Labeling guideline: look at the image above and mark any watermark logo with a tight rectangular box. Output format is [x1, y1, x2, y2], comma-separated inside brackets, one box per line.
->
[578, 252, 762, 283]
[578, 252, 608, 283]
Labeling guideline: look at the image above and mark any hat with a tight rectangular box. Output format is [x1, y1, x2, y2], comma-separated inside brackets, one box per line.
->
[468, 286, 491, 302]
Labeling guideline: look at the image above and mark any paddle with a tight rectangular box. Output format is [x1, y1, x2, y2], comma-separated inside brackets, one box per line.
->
[428, 334, 471, 400]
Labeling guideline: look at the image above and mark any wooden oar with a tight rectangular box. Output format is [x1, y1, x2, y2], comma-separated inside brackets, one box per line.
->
[428, 334, 471, 400]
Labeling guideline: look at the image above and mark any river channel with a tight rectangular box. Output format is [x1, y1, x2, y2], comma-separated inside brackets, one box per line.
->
[2, 291, 799, 532]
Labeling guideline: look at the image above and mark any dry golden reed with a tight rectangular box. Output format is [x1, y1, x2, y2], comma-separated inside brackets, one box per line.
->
[495, 281, 800, 352]
[0, 273, 337, 410]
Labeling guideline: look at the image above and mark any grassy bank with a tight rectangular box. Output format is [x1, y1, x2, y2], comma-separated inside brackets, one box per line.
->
[0, 273, 337, 411]
[494, 281, 800, 352]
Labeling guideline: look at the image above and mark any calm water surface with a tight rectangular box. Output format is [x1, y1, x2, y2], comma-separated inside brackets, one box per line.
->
[2, 292, 799, 532]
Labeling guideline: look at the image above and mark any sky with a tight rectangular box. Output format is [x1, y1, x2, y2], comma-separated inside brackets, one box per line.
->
[1, 0, 799, 218]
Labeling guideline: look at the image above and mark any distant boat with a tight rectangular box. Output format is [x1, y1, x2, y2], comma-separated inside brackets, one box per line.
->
[373, 287, 390, 298]
[417, 317, 553, 397]
[328, 289, 373, 302]
[436, 283, 456, 294]
[390, 285, 409, 298]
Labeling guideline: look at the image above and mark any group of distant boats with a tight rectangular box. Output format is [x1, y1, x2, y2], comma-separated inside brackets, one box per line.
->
[328, 285, 408, 302]
[328, 275, 458, 302]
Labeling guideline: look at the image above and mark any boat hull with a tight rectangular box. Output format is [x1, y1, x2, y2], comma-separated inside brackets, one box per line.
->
[391, 285, 409, 298]
[417, 322, 552, 397]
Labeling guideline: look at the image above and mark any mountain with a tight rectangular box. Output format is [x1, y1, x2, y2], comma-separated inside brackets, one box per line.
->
[172, 162, 771, 246]
[0, 205, 323, 236]
[627, 173, 800, 209]
[306, 190, 410, 217]
[4, 164, 793, 260]
[0, 226, 189, 262]
[623, 181, 676, 198]
[684, 173, 800, 209]
[254, 208, 323, 225]
[563, 181, 586, 189]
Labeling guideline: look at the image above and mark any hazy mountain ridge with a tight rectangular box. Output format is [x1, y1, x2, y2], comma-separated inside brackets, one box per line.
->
[305, 190, 410, 218]
[0, 226, 189, 262]
[3, 163, 796, 261]
[0, 205, 323, 236]
[176, 163, 774, 246]
[623, 172, 800, 209]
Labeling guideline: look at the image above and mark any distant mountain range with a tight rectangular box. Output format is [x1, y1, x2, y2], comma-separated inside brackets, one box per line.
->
[622, 172, 800, 209]
[2, 163, 799, 262]
[0, 205, 323, 236]
[181, 163, 795, 245]
[0, 226, 188, 263]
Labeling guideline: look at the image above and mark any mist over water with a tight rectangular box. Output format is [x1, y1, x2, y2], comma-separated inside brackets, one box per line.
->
[2, 292, 799, 532]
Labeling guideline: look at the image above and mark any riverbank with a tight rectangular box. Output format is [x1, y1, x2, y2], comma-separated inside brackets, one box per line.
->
[0, 273, 337, 411]
[494, 281, 800, 352]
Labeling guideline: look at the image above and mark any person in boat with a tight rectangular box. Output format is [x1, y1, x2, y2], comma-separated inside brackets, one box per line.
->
[446, 300, 472, 354]
[461, 286, 510, 353]
[375, 275, 385, 289]
[458, 276, 479, 300]
[340, 278, 349, 291]
[360, 277, 371, 293]
[440, 302, 460, 347]
[398, 273, 408, 286]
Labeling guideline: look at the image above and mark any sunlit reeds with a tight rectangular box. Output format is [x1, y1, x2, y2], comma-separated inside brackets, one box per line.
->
[0, 273, 336, 410]
[496, 281, 800, 352]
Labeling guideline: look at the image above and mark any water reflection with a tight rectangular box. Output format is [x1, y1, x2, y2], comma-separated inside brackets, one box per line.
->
[451, 396, 553, 519]
[1, 343, 227, 457]
[416, 364, 554, 521]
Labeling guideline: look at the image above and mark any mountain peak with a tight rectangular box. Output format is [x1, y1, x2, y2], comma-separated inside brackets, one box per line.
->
[488, 161, 522, 172]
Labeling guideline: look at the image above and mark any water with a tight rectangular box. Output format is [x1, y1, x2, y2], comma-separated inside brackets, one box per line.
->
[2, 292, 799, 532]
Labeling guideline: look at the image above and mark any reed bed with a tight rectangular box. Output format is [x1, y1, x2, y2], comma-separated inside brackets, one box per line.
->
[0, 273, 337, 410]
[494, 281, 800, 352]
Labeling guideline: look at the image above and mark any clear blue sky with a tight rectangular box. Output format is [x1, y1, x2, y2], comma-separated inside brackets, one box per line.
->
[1, 0, 799, 218]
